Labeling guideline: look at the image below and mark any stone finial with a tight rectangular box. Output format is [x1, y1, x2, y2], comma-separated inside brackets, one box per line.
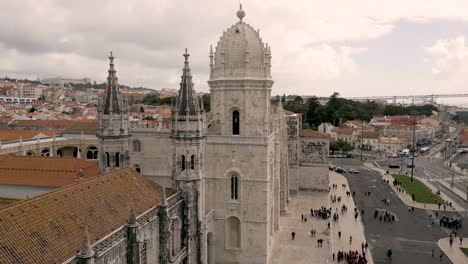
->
[77, 226, 94, 259]
[237, 4, 245, 21]
[161, 187, 168, 206]
[128, 208, 137, 225]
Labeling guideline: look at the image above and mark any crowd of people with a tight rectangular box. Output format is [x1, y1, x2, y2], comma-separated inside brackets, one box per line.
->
[333, 249, 368, 263]
[312, 206, 332, 220]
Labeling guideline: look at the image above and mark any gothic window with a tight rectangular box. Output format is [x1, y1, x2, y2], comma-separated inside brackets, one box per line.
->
[190, 155, 195, 169]
[133, 140, 141, 152]
[86, 146, 98, 159]
[181, 155, 186, 171]
[170, 218, 181, 257]
[106, 152, 110, 167]
[115, 152, 120, 167]
[226, 216, 241, 248]
[230, 173, 239, 200]
[41, 148, 50, 156]
[233, 110, 240, 135]
[140, 242, 147, 264]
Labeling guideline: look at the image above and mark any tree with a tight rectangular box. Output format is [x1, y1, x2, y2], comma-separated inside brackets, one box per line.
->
[293, 96, 303, 104]
[38, 95, 46, 101]
[329, 139, 354, 153]
[28, 107, 37, 113]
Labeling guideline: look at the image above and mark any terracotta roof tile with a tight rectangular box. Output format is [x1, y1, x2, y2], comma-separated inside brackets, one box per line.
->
[0, 197, 21, 209]
[0, 129, 60, 141]
[0, 168, 162, 264]
[0, 156, 99, 187]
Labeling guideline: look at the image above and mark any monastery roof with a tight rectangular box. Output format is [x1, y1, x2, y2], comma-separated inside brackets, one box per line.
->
[11, 119, 96, 130]
[299, 129, 330, 139]
[62, 121, 98, 134]
[0, 168, 163, 264]
[0, 156, 99, 187]
[0, 129, 60, 142]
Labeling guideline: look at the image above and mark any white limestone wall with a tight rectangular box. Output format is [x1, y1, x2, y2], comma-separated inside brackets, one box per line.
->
[130, 132, 173, 187]
[297, 164, 329, 191]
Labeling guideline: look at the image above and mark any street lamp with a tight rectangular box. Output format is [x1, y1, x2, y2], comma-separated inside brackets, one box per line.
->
[410, 111, 418, 182]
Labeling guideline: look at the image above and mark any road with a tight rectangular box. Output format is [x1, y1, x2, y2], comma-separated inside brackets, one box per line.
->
[330, 158, 466, 264]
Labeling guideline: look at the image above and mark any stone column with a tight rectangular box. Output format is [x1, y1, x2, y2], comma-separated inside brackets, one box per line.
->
[126, 209, 140, 264]
[158, 188, 170, 263]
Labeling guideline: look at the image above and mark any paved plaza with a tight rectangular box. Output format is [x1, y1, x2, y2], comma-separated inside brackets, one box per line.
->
[271, 172, 371, 264]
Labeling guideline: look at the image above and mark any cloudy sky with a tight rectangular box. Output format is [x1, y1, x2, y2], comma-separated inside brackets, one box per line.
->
[1, 0, 468, 100]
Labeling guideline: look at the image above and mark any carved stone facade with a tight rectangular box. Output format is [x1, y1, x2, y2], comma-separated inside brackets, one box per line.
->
[96, 5, 329, 264]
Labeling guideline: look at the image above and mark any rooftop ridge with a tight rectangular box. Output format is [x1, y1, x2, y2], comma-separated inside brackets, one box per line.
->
[0, 167, 133, 213]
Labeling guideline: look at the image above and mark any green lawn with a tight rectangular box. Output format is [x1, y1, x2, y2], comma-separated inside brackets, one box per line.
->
[461, 247, 468, 257]
[391, 174, 443, 204]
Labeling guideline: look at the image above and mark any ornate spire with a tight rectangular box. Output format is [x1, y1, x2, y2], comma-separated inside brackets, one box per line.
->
[175, 49, 200, 116]
[237, 4, 245, 21]
[102, 52, 127, 115]
[77, 226, 94, 259]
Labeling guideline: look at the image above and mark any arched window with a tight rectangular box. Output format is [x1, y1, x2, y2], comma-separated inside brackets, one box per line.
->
[115, 152, 120, 167]
[181, 155, 186, 171]
[233, 110, 240, 135]
[134, 164, 141, 173]
[230, 173, 238, 200]
[106, 152, 110, 167]
[170, 218, 181, 257]
[86, 146, 98, 160]
[226, 216, 241, 248]
[41, 148, 50, 156]
[190, 155, 195, 169]
[133, 140, 141, 152]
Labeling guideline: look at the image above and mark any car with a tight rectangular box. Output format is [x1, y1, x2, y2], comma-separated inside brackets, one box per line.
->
[388, 164, 400, 169]
[349, 169, 359, 174]
[329, 165, 336, 171]
[406, 164, 415, 168]
[335, 167, 347, 173]
[388, 153, 398, 158]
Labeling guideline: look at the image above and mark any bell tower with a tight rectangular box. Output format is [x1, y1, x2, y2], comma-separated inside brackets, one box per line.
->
[171, 49, 206, 263]
[97, 52, 131, 173]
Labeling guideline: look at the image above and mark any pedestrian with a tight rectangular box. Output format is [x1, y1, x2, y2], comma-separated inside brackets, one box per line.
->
[301, 214, 304, 221]
[449, 236, 453, 246]
[431, 248, 434, 258]
[304, 217, 307, 222]
[439, 251, 444, 261]
[349, 236, 352, 244]
[291, 232, 295, 240]
[332, 252, 335, 261]
[460, 237, 463, 245]
[387, 248, 392, 259]
[338, 231, 341, 239]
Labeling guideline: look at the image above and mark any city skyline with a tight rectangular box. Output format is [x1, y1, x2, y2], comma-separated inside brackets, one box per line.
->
[1, 0, 468, 100]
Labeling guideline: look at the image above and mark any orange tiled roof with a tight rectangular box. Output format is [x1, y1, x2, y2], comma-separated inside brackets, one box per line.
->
[0, 197, 21, 209]
[0, 168, 162, 264]
[299, 129, 330, 138]
[0, 156, 99, 187]
[0, 129, 60, 141]
[11, 119, 96, 130]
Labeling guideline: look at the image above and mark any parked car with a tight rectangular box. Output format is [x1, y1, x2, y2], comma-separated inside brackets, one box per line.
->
[329, 165, 336, 171]
[388, 153, 398, 158]
[388, 164, 400, 169]
[336, 167, 347, 173]
[406, 164, 415, 168]
[349, 169, 359, 174]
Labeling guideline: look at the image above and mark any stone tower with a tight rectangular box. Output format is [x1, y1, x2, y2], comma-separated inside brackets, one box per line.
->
[171, 49, 206, 263]
[97, 52, 131, 173]
[208, 4, 273, 137]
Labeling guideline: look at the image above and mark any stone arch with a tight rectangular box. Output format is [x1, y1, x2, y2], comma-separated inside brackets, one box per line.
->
[134, 164, 141, 173]
[56, 146, 78, 157]
[226, 216, 241, 249]
[26, 150, 36, 156]
[133, 140, 141, 152]
[224, 168, 242, 201]
[207, 232, 215, 264]
[40, 148, 50, 156]
[170, 217, 182, 257]
[86, 145, 98, 159]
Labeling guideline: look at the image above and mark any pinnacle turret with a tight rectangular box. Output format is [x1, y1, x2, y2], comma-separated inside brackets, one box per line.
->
[175, 49, 200, 116]
[102, 52, 127, 115]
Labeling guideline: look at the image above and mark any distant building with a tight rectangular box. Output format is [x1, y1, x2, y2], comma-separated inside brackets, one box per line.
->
[41, 77, 91, 86]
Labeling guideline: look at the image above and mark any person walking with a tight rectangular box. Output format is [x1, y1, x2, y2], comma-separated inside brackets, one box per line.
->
[460, 236, 463, 245]
[338, 231, 341, 239]
[349, 236, 352, 245]
[291, 232, 295, 240]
